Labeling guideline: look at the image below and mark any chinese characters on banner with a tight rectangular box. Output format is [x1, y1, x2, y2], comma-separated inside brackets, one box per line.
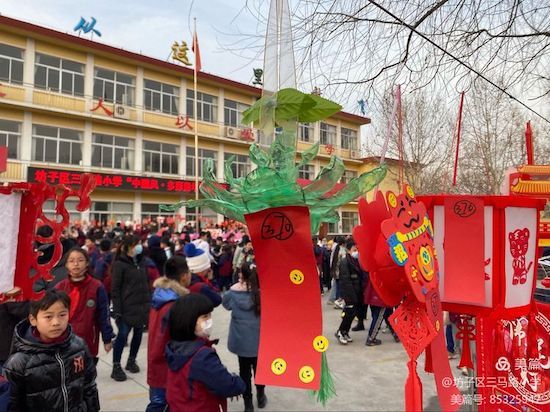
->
[27, 167, 229, 194]
[175, 114, 193, 130]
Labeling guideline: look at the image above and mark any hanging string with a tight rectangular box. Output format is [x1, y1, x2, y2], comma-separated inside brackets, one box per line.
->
[396, 85, 404, 185]
[452, 91, 465, 187]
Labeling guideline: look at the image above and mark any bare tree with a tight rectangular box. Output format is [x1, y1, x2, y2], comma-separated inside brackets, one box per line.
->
[457, 80, 526, 194]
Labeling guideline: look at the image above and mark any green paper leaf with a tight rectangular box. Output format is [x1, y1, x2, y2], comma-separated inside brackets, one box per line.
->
[249, 144, 271, 167]
[297, 142, 319, 167]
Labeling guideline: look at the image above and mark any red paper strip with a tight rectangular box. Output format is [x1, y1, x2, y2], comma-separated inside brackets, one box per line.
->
[245, 206, 322, 389]
[443, 197, 485, 304]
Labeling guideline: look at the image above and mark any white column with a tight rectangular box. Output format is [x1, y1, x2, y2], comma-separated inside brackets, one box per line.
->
[82, 120, 92, 169]
[135, 130, 143, 173]
[313, 121, 320, 144]
[179, 135, 187, 176]
[217, 87, 225, 137]
[217, 143, 224, 181]
[134, 192, 141, 223]
[23, 38, 35, 101]
[20, 111, 32, 162]
[336, 120, 342, 148]
[136, 67, 144, 122]
[81, 210, 90, 226]
[179, 78, 187, 115]
[84, 53, 94, 107]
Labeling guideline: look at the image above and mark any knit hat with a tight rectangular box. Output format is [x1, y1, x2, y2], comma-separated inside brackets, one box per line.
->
[184, 243, 211, 274]
[148, 235, 161, 249]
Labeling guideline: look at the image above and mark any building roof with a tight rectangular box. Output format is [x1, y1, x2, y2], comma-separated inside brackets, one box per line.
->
[517, 165, 550, 176]
[0, 15, 370, 125]
[511, 179, 550, 197]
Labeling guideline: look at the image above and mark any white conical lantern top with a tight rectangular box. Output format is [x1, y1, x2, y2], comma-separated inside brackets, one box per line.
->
[263, 0, 296, 96]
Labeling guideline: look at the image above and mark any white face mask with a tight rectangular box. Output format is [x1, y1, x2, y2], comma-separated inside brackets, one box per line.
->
[197, 318, 213, 338]
[351, 251, 359, 259]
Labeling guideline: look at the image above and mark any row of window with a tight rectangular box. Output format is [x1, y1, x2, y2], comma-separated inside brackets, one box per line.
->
[0, 43, 359, 148]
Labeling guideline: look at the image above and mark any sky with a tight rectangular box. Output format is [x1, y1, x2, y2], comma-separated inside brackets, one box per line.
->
[0, 0, 265, 85]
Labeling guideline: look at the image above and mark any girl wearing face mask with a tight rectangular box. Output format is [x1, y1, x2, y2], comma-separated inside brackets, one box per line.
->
[165, 294, 245, 412]
[110, 235, 151, 382]
[335, 240, 364, 345]
[55, 247, 114, 365]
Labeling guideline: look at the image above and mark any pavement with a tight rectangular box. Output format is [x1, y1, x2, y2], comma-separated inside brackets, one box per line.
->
[96, 293, 469, 411]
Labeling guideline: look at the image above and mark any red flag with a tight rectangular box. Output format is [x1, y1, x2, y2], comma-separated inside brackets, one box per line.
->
[192, 31, 202, 72]
[525, 121, 534, 165]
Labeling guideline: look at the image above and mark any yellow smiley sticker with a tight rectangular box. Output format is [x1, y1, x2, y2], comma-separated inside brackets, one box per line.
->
[299, 365, 315, 383]
[435, 320, 440, 332]
[406, 185, 415, 198]
[387, 192, 397, 208]
[289, 269, 304, 285]
[271, 358, 287, 375]
[313, 335, 329, 353]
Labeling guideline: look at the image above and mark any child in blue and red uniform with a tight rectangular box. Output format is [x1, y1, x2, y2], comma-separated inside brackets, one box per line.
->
[184, 243, 222, 307]
[165, 293, 245, 412]
[56, 247, 114, 364]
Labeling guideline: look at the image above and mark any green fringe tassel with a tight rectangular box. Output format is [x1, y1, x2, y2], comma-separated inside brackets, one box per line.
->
[309, 352, 337, 406]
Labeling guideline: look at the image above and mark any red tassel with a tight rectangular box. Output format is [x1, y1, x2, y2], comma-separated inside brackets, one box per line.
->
[456, 315, 475, 369]
[405, 359, 423, 412]
[424, 344, 433, 373]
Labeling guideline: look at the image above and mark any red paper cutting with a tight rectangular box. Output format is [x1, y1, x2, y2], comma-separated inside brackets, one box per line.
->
[443, 197, 485, 304]
[245, 206, 322, 390]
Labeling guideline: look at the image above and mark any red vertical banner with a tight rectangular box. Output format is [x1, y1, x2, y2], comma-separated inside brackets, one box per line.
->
[443, 197, 485, 304]
[245, 206, 323, 389]
[0, 146, 7, 173]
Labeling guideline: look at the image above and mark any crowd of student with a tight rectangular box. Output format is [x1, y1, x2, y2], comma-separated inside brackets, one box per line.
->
[0, 222, 466, 411]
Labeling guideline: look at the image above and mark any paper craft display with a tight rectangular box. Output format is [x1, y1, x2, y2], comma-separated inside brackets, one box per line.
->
[419, 195, 545, 318]
[0, 174, 96, 302]
[353, 185, 460, 412]
[476, 302, 550, 411]
[246, 206, 323, 389]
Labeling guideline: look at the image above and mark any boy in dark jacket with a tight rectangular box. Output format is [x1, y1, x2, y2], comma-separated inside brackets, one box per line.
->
[146, 256, 190, 412]
[3, 289, 99, 412]
[165, 294, 245, 412]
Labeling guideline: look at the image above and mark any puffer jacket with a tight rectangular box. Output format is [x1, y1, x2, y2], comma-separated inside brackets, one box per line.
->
[147, 277, 189, 388]
[165, 338, 245, 412]
[338, 254, 363, 306]
[3, 319, 99, 412]
[111, 253, 152, 327]
[222, 282, 260, 357]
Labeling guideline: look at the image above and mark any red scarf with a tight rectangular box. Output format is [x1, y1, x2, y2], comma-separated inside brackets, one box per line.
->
[32, 326, 69, 344]
[67, 275, 91, 318]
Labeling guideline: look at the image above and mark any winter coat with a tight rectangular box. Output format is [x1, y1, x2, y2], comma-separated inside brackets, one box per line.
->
[217, 253, 233, 277]
[55, 275, 114, 357]
[111, 254, 152, 327]
[149, 247, 168, 277]
[147, 277, 189, 389]
[222, 282, 260, 357]
[92, 251, 112, 283]
[0, 301, 29, 362]
[165, 338, 245, 412]
[338, 254, 363, 306]
[363, 272, 387, 307]
[188, 274, 222, 307]
[3, 320, 99, 412]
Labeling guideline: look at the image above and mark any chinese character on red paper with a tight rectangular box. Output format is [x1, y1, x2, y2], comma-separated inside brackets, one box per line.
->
[47, 171, 59, 182]
[240, 128, 255, 141]
[184, 182, 194, 192]
[58, 172, 70, 184]
[149, 179, 159, 190]
[112, 176, 123, 187]
[91, 98, 113, 116]
[102, 176, 113, 187]
[167, 181, 175, 191]
[175, 115, 193, 130]
[34, 169, 47, 182]
[70, 173, 81, 184]
[324, 144, 335, 155]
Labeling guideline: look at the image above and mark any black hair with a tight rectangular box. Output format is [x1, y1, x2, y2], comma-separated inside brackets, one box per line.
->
[115, 235, 140, 259]
[62, 246, 90, 267]
[164, 255, 189, 282]
[30, 289, 70, 318]
[345, 240, 356, 251]
[99, 238, 112, 252]
[241, 262, 261, 316]
[168, 294, 214, 341]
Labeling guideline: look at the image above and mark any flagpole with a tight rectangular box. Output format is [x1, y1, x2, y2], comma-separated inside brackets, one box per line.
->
[193, 17, 200, 231]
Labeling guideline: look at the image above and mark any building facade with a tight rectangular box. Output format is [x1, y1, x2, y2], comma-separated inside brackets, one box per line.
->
[0, 16, 378, 234]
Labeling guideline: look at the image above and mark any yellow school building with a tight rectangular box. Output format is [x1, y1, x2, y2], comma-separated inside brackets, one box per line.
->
[0, 15, 399, 234]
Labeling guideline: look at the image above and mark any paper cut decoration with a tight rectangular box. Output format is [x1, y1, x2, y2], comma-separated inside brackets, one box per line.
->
[0, 174, 96, 302]
[509, 228, 533, 285]
[354, 185, 459, 412]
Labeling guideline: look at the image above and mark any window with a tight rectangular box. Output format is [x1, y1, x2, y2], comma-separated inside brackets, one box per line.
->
[185, 207, 217, 227]
[143, 140, 179, 174]
[0, 119, 21, 159]
[299, 123, 314, 142]
[91, 134, 134, 170]
[32, 124, 82, 165]
[224, 153, 250, 178]
[93, 68, 135, 106]
[144, 79, 179, 115]
[341, 127, 358, 150]
[327, 216, 339, 234]
[90, 202, 133, 226]
[320, 122, 336, 145]
[142, 203, 175, 224]
[34, 53, 84, 96]
[43, 199, 80, 223]
[224, 99, 250, 127]
[186, 90, 218, 123]
[185, 147, 217, 177]
[298, 164, 315, 180]
[0, 43, 23, 85]
[341, 170, 358, 184]
[342, 211, 359, 234]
